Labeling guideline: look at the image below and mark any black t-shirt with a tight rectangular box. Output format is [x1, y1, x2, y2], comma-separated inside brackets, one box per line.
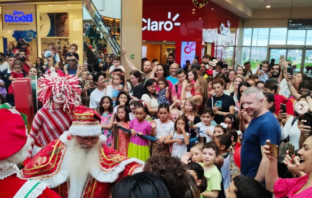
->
[130, 84, 145, 99]
[207, 94, 235, 124]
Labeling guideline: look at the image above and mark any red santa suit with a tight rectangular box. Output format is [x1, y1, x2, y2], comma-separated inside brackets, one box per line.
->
[21, 106, 144, 198]
[0, 109, 61, 198]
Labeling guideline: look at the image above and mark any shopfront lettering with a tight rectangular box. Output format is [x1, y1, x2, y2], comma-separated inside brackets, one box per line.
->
[142, 12, 181, 31]
[4, 10, 33, 23]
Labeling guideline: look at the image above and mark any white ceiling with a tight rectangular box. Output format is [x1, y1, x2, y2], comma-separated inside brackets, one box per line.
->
[240, 0, 312, 9]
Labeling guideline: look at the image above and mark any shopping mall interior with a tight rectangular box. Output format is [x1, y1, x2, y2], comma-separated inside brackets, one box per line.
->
[1, 0, 312, 73]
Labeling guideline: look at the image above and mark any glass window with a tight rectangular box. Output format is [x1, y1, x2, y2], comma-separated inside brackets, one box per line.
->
[269, 49, 286, 63]
[241, 47, 251, 64]
[243, 28, 252, 46]
[304, 50, 312, 67]
[252, 28, 269, 46]
[269, 28, 287, 45]
[287, 30, 306, 45]
[250, 47, 268, 69]
[306, 30, 312, 45]
[223, 47, 234, 65]
[287, 49, 302, 68]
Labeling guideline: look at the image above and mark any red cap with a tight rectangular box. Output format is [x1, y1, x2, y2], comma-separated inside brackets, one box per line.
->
[0, 109, 27, 160]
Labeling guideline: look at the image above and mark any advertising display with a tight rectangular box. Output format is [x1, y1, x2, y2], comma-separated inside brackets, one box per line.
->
[41, 38, 70, 55]
[40, 13, 69, 37]
[180, 41, 196, 68]
[2, 5, 36, 31]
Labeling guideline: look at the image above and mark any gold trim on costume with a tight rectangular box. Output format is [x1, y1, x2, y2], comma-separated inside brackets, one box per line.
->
[99, 149, 127, 166]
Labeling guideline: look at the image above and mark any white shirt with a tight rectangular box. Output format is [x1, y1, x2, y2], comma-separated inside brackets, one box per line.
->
[141, 94, 159, 112]
[154, 119, 174, 139]
[283, 116, 300, 150]
[0, 61, 9, 72]
[279, 79, 291, 98]
[195, 122, 214, 143]
[171, 130, 189, 158]
[89, 86, 113, 109]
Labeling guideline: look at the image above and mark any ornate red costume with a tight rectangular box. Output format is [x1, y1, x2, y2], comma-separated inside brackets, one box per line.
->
[0, 109, 61, 198]
[21, 106, 144, 198]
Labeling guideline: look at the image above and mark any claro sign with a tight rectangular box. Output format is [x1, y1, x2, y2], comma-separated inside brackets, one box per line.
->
[142, 12, 181, 31]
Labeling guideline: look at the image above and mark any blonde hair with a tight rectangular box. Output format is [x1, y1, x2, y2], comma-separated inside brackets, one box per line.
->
[197, 78, 208, 105]
[185, 98, 198, 115]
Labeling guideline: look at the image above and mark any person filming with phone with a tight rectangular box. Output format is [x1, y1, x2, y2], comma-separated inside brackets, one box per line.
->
[207, 78, 235, 124]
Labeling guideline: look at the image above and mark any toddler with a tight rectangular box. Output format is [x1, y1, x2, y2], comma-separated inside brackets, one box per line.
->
[8, 61, 25, 94]
[66, 43, 79, 60]
[157, 77, 170, 105]
[44, 42, 60, 64]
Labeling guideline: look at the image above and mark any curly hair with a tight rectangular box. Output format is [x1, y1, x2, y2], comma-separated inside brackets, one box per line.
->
[143, 156, 190, 198]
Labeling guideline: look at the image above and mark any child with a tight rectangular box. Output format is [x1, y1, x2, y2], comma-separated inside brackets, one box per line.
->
[8, 61, 25, 94]
[66, 43, 79, 61]
[109, 56, 125, 74]
[184, 81, 193, 99]
[257, 61, 269, 82]
[213, 124, 227, 139]
[157, 77, 170, 105]
[214, 134, 232, 191]
[44, 42, 60, 64]
[200, 142, 222, 198]
[223, 114, 239, 132]
[0, 74, 7, 98]
[186, 162, 208, 194]
[152, 104, 174, 157]
[184, 98, 201, 147]
[170, 108, 181, 123]
[264, 80, 290, 115]
[112, 105, 130, 155]
[129, 100, 143, 120]
[99, 96, 115, 147]
[111, 74, 124, 107]
[190, 108, 214, 143]
[164, 115, 189, 158]
[190, 143, 204, 163]
[129, 105, 154, 161]
[187, 69, 198, 95]
[113, 91, 130, 113]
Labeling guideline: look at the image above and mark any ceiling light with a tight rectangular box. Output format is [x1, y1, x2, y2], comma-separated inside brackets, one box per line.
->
[192, 12, 195, 14]
[266, 5, 271, 8]
[49, 4, 52, 6]
[199, 17, 202, 20]
[211, 8, 214, 10]
[192, 8, 195, 11]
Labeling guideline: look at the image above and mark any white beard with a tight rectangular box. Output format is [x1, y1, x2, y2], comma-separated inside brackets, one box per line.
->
[64, 138, 101, 198]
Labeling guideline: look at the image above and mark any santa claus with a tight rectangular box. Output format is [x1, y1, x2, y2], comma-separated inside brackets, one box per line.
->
[21, 106, 144, 198]
[30, 69, 81, 155]
[0, 109, 60, 198]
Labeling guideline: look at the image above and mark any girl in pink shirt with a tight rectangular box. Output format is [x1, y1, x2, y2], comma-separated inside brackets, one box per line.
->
[128, 105, 155, 161]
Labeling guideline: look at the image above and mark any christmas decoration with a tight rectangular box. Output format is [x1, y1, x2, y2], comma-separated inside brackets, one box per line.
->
[193, 0, 209, 9]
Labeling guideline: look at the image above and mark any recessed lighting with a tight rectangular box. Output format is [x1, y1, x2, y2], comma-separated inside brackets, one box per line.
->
[266, 5, 271, 8]
[192, 12, 195, 14]
[192, 8, 195, 11]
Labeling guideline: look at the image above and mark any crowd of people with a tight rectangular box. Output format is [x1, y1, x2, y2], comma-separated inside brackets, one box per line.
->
[1, 42, 312, 198]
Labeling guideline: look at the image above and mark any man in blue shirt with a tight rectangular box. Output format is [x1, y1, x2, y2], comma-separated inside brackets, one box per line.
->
[240, 87, 281, 183]
[166, 63, 179, 85]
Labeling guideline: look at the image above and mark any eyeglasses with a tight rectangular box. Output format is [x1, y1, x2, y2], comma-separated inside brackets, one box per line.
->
[78, 136, 99, 143]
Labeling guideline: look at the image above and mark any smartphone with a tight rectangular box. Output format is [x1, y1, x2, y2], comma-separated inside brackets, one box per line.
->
[280, 55, 285, 60]
[287, 67, 293, 79]
[266, 142, 279, 159]
[303, 113, 312, 127]
[216, 101, 222, 108]
[280, 104, 286, 113]
[85, 80, 90, 87]
[240, 103, 244, 110]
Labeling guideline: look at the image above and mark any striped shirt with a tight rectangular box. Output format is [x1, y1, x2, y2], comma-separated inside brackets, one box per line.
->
[30, 107, 72, 147]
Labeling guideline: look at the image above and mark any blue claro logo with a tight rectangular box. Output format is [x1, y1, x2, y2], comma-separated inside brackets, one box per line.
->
[5, 10, 33, 23]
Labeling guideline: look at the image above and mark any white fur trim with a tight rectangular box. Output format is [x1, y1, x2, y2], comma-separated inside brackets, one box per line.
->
[90, 158, 145, 183]
[68, 125, 101, 136]
[14, 180, 47, 198]
[59, 131, 70, 145]
[99, 134, 107, 143]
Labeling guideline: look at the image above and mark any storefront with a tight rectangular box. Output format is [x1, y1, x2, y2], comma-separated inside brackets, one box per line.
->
[142, 0, 240, 66]
[0, 2, 83, 64]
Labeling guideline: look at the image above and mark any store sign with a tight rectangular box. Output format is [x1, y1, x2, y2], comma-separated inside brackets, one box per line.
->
[2, 5, 36, 31]
[4, 11, 34, 23]
[142, 12, 181, 31]
[180, 42, 196, 68]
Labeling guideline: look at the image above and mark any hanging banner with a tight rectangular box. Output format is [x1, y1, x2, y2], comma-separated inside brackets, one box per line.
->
[82, 0, 120, 55]
[180, 41, 196, 68]
[2, 5, 36, 31]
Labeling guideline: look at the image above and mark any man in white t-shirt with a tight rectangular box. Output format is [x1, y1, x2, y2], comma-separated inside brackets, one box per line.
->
[109, 56, 125, 74]
[0, 53, 9, 72]
[89, 73, 112, 111]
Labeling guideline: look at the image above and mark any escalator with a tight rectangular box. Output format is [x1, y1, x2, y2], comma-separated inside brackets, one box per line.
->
[83, 0, 121, 55]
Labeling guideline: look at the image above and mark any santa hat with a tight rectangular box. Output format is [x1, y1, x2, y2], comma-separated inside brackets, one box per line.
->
[63, 106, 107, 143]
[0, 109, 27, 161]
